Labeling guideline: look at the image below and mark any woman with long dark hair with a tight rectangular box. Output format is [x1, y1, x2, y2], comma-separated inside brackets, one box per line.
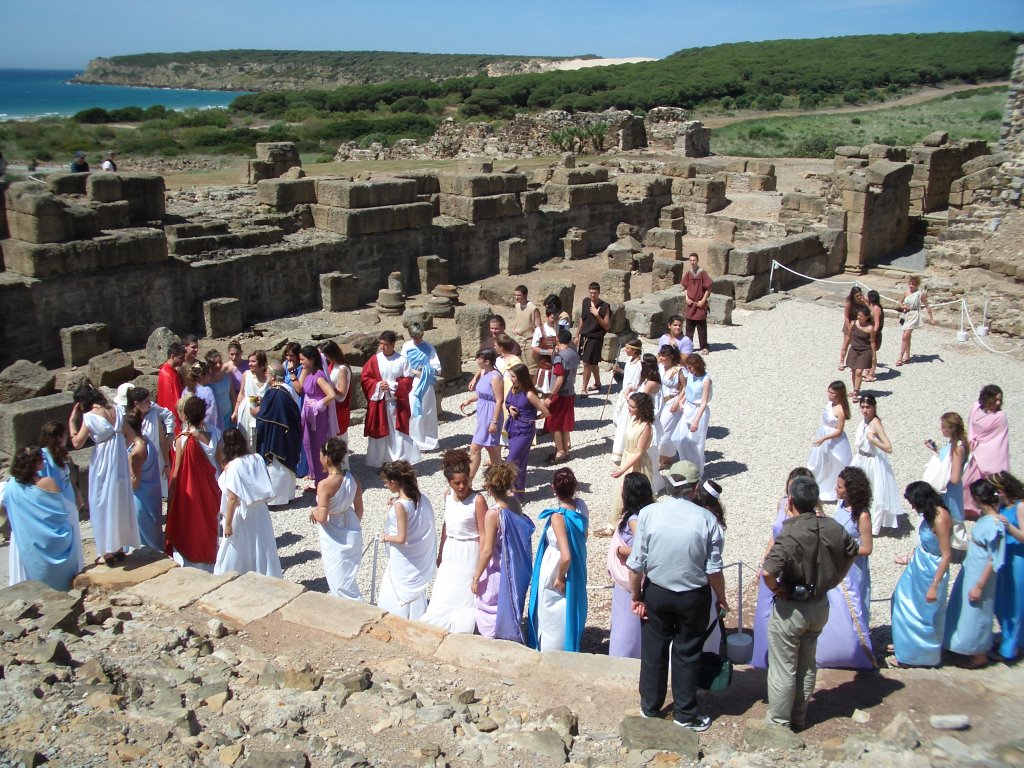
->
[462, 348, 504, 483]
[850, 394, 903, 535]
[38, 421, 84, 571]
[807, 381, 852, 502]
[320, 340, 353, 447]
[838, 286, 865, 371]
[378, 460, 437, 619]
[312, 437, 364, 600]
[608, 472, 655, 658]
[298, 344, 338, 486]
[605, 393, 656, 536]
[125, 408, 163, 551]
[505, 363, 549, 498]
[963, 384, 1010, 518]
[674, 353, 712, 477]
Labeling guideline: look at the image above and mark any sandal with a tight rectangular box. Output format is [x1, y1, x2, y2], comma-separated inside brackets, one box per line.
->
[114, 551, 126, 562]
[895, 358, 904, 367]
[838, 363, 846, 371]
[97, 554, 116, 567]
[851, 391, 860, 403]
[595, 527, 615, 538]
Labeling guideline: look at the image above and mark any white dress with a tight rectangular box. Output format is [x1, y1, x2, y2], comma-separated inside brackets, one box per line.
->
[657, 365, 684, 459]
[673, 373, 712, 477]
[807, 402, 853, 502]
[236, 371, 270, 449]
[317, 472, 363, 600]
[400, 340, 441, 452]
[214, 454, 282, 578]
[84, 407, 141, 556]
[377, 496, 437, 619]
[610, 358, 643, 461]
[850, 420, 904, 535]
[421, 490, 481, 633]
[532, 324, 558, 394]
[536, 500, 590, 652]
[366, 352, 422, 468]
[1, 481, 27, 585]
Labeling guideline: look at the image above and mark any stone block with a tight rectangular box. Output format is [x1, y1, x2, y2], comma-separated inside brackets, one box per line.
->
[726, 246, 773, 277]
[5, 183, 72, 244]
[437, 173, 528, 197]
[5, 228, 165, 277]
[522, 189, 545, 213]
[87, 349, 136, 388]
[605, 302, 627, 334]
[549, 167, 609, 185]
[244, 159, 275, 184]
[604, 242, 634, 271]
[434, 633, 540, 673]
[544, 182, 618, 208]
[600, 269, 631, 304]
[401, 308, 432, 331]
[315, 178, 417, 208]
[717, 273, 770, 303]
[255, 178, 317, 211]
[651, 258, 684, 291]
[0, 392, 74, 456]
[196, 571, 305, 627]
[616, 222, 642, 240]
[619, 716, 698, 756]
[311, 202, 433, 234]
[662, 162, 697, 178]
[455, 304, 493, 355]
[416, 255, 448, 295]
[498, 237, 528, 275]
[118, 174, 166, 221]
[203, 298, 243, 338]
[643, 227, 682, 254]
[424, 330, 462, 381]
[127, 566, 238, 610]
[540, 651, 640, 691]
[278, 591, 384, 639]
[86, 173, 122, 204]
[708, 293, 735, 325]
[922, 130, 949, 147]
[865, 159, 914, 186]
[438, 193, 521, 221]
[93, 200, 131, 230]
[711, 276, 735, 299]
[600, 334, 620, 362]
[320, 272, 359, 312]
[145, 327, 180, 362]
[623, 300, 664, 339]
[46, 172, 89, 196]
[0, 360, 56, 404]
[539, 281, 574, 316]
[255, 142, 301, 176]
[562, 231, 587, 260]
[633, 251, 654, 273]
[615, 174, 672, 199]
[379, 613, 448, 655]
[73, 547, 177, 591]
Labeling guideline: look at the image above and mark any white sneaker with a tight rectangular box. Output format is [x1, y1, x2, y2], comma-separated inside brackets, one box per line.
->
[673, 715, 711, 733]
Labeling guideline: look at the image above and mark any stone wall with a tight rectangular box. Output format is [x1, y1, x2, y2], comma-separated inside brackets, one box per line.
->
[242, 142, 302, 185]
[1000, 44, 1024, 158]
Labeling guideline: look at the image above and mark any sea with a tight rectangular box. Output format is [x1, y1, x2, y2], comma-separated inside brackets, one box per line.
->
[0, 69, 250, 120]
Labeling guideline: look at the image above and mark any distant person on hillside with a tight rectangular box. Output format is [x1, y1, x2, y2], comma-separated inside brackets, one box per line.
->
[101, 150, 117, 172]
[70, 151, 89, 173]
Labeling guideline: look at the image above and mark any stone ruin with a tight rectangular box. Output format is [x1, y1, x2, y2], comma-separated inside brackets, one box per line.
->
[241, 142, 302, 184]
[334, 107, 710, 162]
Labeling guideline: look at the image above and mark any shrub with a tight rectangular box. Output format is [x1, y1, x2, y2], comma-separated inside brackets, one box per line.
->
[980, 109, 1002, 121]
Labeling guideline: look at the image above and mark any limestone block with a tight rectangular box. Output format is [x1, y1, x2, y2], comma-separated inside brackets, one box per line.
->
[0, 392, 74, 457]
[651, 258, 684, 291]
[605, 302, 628, 335]
[498, 237, 528, 276]
[315, 178, 417, 208]
[93, 200, 131, 230]
[255, 142, 301, 176]
[540, 651, 640, 691]
[434, 633, 541, 673]
[706, 242, 733, 277]
[711, 276, 735, 299]
[922, 131, 949, 147]
[539, 281, 574, 316]
[600, 269, 631, 304]
[616, 222, 642, 240]
[196, 571, 305, 627]
[458, 160, 493, 174]
[73, 548, 177, 591]
[438, 193, 521, 221]
[66, 204, 101, 240]
[46, 172, 89, 195]
[604, 242, 634, 271]
[320, 272, 359, 312]
[401, 308, 432, 332]
[455, 304, 493, 354]
[128, 566, 239, 611]
[424, 330, 462, 381]
[118, 174, 166, 221]
[59, 323, 110, 368]
[662, 162, 697, 178]
[633, 251, 654, 273]
[244, 159, 275, 184]
[86, 173, 122, 204]
[278, 591, 384, 639]
[615, 174, 672, 199]
[544, 182, 618, 208]
[960, 153, 1004, 175]
[379, 613, 448, 655]
[256, 178, 317, 211]
[416, 255, 448, 294]
[0, 360, 56, 404]
[726, 246, 774, 277]
[643, 227, 682, 254]
[437, 173, 528, 197]
[5, 183, 72, 244]
[146, 327, 180, 363]
[623, 299, 664, 339]
[708, 293, 735, 326]
[601, 335, 620, 362]
[88, 349, 137, 388]
[718, 273, 770, 303]
[311, 202, 433, 234]
[749, 174, 777, 192]
[203, 298, 243, 338]
[562, 231, 587, 260]
[521, 189, 545, 213]
[549, 167, 609, 185]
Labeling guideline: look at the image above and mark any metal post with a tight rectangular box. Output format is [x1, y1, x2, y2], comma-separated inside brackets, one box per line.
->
[768, 260, 777, 293]
[737, 561, 744, 631]
[369, 536, 380, 605]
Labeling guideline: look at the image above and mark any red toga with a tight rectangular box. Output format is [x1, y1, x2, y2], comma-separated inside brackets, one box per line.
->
[165, 435, 221, 564]
[361, 353, 413, 440]
[157, 362, 184, 431]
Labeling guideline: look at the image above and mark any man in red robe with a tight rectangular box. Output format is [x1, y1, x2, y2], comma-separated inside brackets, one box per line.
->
[361, 331, 419, 468]
[157, 343, 186, 432]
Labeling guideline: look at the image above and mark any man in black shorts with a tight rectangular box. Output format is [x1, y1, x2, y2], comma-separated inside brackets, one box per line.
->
[576, 281, 610, 394]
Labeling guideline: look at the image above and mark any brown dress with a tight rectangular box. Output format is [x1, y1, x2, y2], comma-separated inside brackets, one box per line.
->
[845, 324, 872, 370]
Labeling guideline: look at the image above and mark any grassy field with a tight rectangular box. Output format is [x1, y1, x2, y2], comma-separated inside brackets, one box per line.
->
[710, 87, 1007, 158]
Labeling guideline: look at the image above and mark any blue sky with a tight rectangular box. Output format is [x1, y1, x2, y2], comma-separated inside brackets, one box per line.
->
[4, 0, 1022, 70]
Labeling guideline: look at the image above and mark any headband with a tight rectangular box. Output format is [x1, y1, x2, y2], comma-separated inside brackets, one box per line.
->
[702, 481, 720, 499]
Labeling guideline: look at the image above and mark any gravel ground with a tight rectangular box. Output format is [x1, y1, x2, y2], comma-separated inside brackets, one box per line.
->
[262, 293, 1024, 651]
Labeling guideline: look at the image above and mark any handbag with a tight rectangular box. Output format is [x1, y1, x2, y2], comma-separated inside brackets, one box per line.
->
[698, 610, 733, 692]
[950, 521, 969, 564]
[922, 451, 951, 493]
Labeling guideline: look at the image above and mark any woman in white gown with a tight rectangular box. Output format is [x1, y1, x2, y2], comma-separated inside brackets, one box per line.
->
[657, 344, 685, 470]
[215, 428, 282, 578]
[613, 353, 660, 463]
[422, 449, 487, 632]
[312, 437, 364, 600]
[378, 460, 437, 619]
[70, 383, 140, 565]
[850, 394, 904, 535]
[673, 353, 712, 477]
[233, 349, 270, 449]
[808, 381, 853, 502]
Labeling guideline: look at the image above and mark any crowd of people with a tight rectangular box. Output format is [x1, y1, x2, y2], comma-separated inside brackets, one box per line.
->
[1, 263, 1021, 735]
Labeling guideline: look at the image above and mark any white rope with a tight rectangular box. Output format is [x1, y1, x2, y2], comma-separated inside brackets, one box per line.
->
[962, 301, 1023, 355]
[771, 260, 862, 287]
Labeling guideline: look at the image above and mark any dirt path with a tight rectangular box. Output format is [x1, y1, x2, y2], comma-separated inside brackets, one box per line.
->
[695, 81, 1009, 128]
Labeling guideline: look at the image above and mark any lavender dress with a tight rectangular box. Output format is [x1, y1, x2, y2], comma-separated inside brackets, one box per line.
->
[476, 506, 536, 642]
[473, 370, 503, 447]
[505, 390, 536, 496]
[301, 370, 335, 485]
[609, 515, 641, 658]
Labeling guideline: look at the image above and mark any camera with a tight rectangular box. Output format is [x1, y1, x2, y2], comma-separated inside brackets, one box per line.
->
[789, 583, 816, 601]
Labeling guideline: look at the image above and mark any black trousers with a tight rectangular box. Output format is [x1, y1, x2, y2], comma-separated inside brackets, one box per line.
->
[639, 581, 711, 721]
[685, 318, 708, 351]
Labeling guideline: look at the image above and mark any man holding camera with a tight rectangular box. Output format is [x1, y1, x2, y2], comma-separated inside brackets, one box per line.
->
[761, 476, 858, 731]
